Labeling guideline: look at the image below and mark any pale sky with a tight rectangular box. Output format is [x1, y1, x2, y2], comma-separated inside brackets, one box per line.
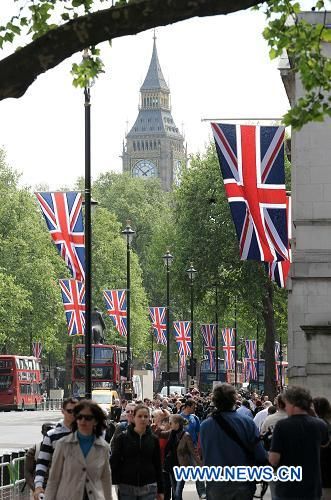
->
[0, 5, 290, 189]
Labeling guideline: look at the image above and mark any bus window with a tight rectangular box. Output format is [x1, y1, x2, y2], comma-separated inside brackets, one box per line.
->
[93, 347, 114, 363]
[20, 384, 32, 395]
[75, 347, 85, 363]
[0, 375, 13, 391]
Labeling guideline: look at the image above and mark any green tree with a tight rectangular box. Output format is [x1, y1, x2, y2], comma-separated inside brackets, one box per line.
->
[93, 172, 173, 303]
[172, 143, 287, 398]
[0, 151, 68, 356]
[91, 206, 150, 360]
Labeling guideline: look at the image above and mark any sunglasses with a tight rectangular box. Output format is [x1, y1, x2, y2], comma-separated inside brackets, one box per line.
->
[76, 414, 94, 421]
[65, 408, 75, 414]
[126, 410, 134, 414]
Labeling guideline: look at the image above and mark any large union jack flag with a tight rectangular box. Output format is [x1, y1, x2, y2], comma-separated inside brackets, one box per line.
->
[173, 321, 191, 357]
[153, 351, 161, 380]
[201, 324, 216, 372]
[36, 192, 85, 281]
[244, 339, 257, 381]
[211, 123, 288, 262]
[32, 341, 42, 359]
[103, 289, 127, 337]
[222, 327, 235, 370]
[149, 307, 167, 345]
[59, 279, 85, 336]
[267, 196, 292, 288]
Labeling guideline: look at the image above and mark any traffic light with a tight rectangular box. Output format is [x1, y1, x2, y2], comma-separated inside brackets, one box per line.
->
[120, 360, 128, 378]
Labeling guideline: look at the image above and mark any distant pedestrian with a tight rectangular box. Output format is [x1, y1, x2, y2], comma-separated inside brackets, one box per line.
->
[236, 399, 253, 419]
[45, 399, 112, 500]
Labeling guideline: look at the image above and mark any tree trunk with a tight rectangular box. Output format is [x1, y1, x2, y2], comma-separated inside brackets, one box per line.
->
[262, 279, 277, 401]
[64, 339, 73, 398]
[0, 0, 262, 101]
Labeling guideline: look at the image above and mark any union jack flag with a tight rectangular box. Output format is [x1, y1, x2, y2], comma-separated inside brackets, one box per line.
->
[103, 289, 127, 337]
[267, 196, 292, 287]
[59, 279, 85, 336]
[211, 123, 288, 262]
[173, 321, 191, 357]
[222, 327, 235, 370]
[179, 354, 186, 383]
[201, 324, 216, 372]
[244, 339, 257, 381]
[35, 192, 85, 281]
[32, 341, 42, 359]
[149, 307, 167, 345]
[153, 351, 161, 380]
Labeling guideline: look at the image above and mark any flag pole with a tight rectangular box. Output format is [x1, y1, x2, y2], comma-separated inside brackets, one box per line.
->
[234, 296, 237, 387]
[201, 117, 283, 122]
[215, 284, 219, 381]
[256, 318, 260, 393]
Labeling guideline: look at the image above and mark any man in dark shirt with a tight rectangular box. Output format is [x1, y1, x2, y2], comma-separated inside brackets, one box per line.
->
[269, 386, 329, 500]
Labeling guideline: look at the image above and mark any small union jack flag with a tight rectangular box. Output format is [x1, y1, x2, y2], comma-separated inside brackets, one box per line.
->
[201, 324, 216, 372]
[212, 123, 288, 262]
[149, 307, 167, 345]
[222, 327, 235, 370]
[267, 196, 292, 288]
[153, 351, 161, 380]
[32, 341, 42, 359]
[104, 289, 127, 337]
[173, 321, 191, 357]
[59, 279, 85, 336]
[244, 339, 257, 381]
[179, 354, 186, 383]
[36, 192, 85, 281]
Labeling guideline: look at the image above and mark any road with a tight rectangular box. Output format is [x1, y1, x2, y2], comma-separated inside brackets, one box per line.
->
[0, 409, 63, 454]
[0, 410, 271, 499]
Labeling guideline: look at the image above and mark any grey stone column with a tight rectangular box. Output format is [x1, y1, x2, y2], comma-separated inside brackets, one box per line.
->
[280, 11, 331, 398]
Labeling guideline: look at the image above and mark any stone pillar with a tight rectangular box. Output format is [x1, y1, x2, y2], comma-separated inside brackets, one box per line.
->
[280, 12, 331, 398]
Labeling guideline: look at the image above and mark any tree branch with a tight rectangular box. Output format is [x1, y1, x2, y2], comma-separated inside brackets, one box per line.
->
[0, 0, 262, 101]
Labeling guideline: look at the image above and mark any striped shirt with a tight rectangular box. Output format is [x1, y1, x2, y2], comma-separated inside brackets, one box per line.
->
[34, 420, 71, 489]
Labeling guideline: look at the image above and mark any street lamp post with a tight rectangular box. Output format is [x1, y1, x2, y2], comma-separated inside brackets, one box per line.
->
[214, 283, 219, 381]
[279, 332, 283, 391]
[186, 263, 197, 378]
[162, 251, 173, 397]
[84, 50, 93, 399]
[121, 221, 135, 381]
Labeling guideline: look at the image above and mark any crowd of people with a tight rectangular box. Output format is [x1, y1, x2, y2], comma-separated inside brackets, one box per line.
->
[24, 384, 331, 500]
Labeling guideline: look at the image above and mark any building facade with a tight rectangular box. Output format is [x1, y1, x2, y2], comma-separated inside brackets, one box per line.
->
[280, 12, 331, 399]
[122, 37, 186, 191]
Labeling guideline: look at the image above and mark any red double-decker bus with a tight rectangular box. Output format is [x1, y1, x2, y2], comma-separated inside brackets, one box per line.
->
[0, 355, 43, 410]
[72, 344, 128, 397]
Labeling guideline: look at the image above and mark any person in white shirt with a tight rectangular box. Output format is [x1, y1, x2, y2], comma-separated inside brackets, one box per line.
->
[253, 400, 272, 431]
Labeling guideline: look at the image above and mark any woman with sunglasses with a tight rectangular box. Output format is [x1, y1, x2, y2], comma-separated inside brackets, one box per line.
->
[110, 403, 164, 500]
[45, 400, 112, 500]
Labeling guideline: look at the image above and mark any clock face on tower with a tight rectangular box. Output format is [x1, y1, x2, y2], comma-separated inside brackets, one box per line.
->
[132, 159, 156, 178]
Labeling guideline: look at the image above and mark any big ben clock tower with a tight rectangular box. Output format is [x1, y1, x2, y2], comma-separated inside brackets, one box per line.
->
[122, 36, 187, 191]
